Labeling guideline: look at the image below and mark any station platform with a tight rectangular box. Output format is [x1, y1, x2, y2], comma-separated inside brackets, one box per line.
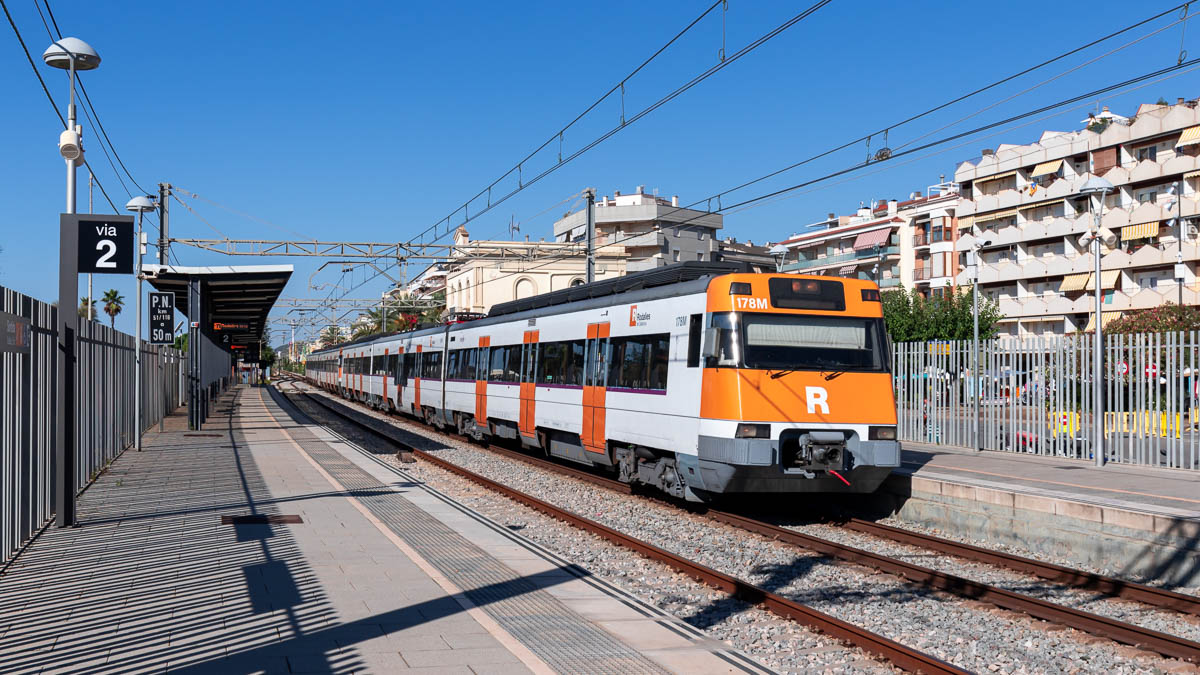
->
[0, 386, 762, 674]
[875, 441, 1200, 588]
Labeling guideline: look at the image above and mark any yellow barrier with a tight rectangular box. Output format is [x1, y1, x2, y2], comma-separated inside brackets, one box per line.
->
[1048, 411, 1080, 435]
[1050, 411, 1184, 438]
[1103, 411, 1183, 438]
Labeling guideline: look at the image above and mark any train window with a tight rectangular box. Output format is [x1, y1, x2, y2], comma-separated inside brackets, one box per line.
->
[564, 340, 585, 386]
[740, 314, 887, 372]
[687, 314, 702, 367]
[609, 333, 670, 391]
[447, 348, 477, 380]
[488, 345, 520, 382]
[403, 353, 416, 380]
[446, 350, 460, 380]
[476, 347, 489, 380]
[421, 352, 443, 379]
[537, 342, 565, 384]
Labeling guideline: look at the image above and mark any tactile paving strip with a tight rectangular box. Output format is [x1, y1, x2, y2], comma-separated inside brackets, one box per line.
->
[264, 395, 668, 674]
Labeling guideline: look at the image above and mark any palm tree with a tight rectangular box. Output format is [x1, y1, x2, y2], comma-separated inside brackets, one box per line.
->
[101, 289, 124, 329]
[78, 296, 97, 320]
[320, 325, 343, 346]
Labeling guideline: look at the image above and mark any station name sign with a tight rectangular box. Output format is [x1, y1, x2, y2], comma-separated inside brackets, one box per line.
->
[213, 322, 249, 331]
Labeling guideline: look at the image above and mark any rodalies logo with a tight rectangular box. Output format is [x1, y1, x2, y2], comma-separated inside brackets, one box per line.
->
[628, 305, 651, 327]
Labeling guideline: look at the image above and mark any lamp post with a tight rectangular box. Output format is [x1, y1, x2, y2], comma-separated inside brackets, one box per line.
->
[1080, 176, 1115, 467]
[44, 38, 100, 529]
[769, 244, 789, 273]
[42, 38, 100, 214]
[127, 196, 157, 451]
[1168, 181, 1185, 307]
[970, 245, 982, 453]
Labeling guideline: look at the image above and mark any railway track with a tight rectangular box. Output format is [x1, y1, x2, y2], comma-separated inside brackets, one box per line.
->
[277, 380, 962, 674]
[278, 378, 1200, 664]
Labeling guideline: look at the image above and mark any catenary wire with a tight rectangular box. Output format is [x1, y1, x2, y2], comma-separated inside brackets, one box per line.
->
[426, 58, 1200, 302]
[337, 5, 1186, 302]
[407, 0, 833, 247]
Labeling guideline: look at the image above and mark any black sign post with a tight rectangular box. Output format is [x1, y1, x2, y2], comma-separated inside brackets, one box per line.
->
[58, 213, 136, 527]
[148, 292, 175, 345]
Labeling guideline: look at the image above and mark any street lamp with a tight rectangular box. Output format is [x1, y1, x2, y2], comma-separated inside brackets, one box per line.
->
[1166, 182, 1185, 307]
[1079, 175, 1116, 467]
[127, 196, 157, 451]
[769, 244, 789, 273]
[969, 234, 994, 453]
[42, 38, 100, 215]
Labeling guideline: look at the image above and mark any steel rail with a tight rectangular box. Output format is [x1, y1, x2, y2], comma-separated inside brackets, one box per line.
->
[280, 382, 965, 674]
[839, 517, 1200, 618]
[280, 379, 1200, 662]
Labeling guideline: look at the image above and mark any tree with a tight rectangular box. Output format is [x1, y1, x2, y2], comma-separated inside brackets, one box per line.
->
[78, 296, 97, 320]
[320, 325, 343, 346]
[173, 334, 188, 352]
[881, 286, 1003, 342]
[259, 345, 276, 370]
[101, 289, 124, 329]
[1105, 303, 1200, 334]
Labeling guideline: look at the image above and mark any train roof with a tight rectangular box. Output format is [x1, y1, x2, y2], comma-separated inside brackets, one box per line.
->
[311, 261, 749, 356]
[487, 261, 744, 317]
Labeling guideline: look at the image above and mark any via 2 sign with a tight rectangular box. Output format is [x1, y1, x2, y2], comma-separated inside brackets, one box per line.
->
[74, 215, 134, 275]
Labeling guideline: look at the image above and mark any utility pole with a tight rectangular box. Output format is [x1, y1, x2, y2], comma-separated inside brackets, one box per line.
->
[584, 187, 596, 284]
[157, 182, 171, 265]
[88, 171, 93, 321]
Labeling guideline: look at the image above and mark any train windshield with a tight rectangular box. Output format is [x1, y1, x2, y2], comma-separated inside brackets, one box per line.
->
[709, 312, 889, 372]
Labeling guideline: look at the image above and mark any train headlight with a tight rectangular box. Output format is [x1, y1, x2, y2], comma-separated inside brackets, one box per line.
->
[868, 426, 897, 440]
[735, 423, 770, 439]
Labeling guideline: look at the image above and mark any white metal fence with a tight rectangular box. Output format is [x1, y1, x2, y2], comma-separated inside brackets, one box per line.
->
[1, 284, 183, 565]
[894, 333, 1200, 470]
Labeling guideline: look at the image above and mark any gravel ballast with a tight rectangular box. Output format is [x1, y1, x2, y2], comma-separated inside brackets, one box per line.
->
[289, 384, 1199, 674]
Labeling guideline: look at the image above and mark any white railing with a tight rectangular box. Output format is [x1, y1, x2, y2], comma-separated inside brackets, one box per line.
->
[894, 332, 1200, 470]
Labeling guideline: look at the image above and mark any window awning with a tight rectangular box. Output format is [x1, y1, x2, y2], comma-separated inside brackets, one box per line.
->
[1083, 311, 1123, 332]
[976, 209, 1018, 224]
[1030, 159, 1064, 177]
[1059, 273, 1090, 293]
[1185, 169, 1200, 180]
[1017, 198, 1065, 213]
[838, 265, 856, 277]
[1121, 221, 1160, 241]
[852, 227, 891, 251]
[977, 170, 1017, 185]
[1177, 125, 1200, 148]
[957, 216, 974, 230]
[1084, 269, 1121, 291]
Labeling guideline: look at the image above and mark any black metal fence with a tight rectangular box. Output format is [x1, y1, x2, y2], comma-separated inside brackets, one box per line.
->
[1, 284, 183, 564]
[895, 333, 1200, 470]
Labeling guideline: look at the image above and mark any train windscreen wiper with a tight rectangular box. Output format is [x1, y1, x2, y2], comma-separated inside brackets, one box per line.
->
[770, 368, 799, 379]
[823, 370, 845, 381]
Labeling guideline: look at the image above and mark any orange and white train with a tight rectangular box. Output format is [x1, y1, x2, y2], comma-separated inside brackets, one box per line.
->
[305, 264, 899, 501]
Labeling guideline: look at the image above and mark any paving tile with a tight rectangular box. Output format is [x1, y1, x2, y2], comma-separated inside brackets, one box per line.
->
[400, 647, 522, 668]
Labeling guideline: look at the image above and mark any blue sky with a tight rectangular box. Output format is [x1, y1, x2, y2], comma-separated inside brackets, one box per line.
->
[1, 0, 1196, 340]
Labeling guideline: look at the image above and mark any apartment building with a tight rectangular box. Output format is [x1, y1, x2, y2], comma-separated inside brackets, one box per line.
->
[777, 182, 961, 292]
[955, 99, 1200, 337]
[553, 186, 723, 272]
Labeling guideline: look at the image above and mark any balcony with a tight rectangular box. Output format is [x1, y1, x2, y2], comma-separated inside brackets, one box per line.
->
[618, 231, 665, 248]
[783, 246, 899, 272]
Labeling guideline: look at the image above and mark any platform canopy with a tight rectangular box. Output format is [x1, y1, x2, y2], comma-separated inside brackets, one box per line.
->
[143, 264, 292, 347]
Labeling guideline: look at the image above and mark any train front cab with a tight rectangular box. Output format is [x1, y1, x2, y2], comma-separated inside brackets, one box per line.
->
[685, 274, 899, 496]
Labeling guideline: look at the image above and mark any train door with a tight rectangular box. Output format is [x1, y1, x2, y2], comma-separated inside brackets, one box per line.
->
[582, 322, 610, 454]
[519, 330, 539, 440]
[393, 347, 404, 409]
[475, 337, 490, 427]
